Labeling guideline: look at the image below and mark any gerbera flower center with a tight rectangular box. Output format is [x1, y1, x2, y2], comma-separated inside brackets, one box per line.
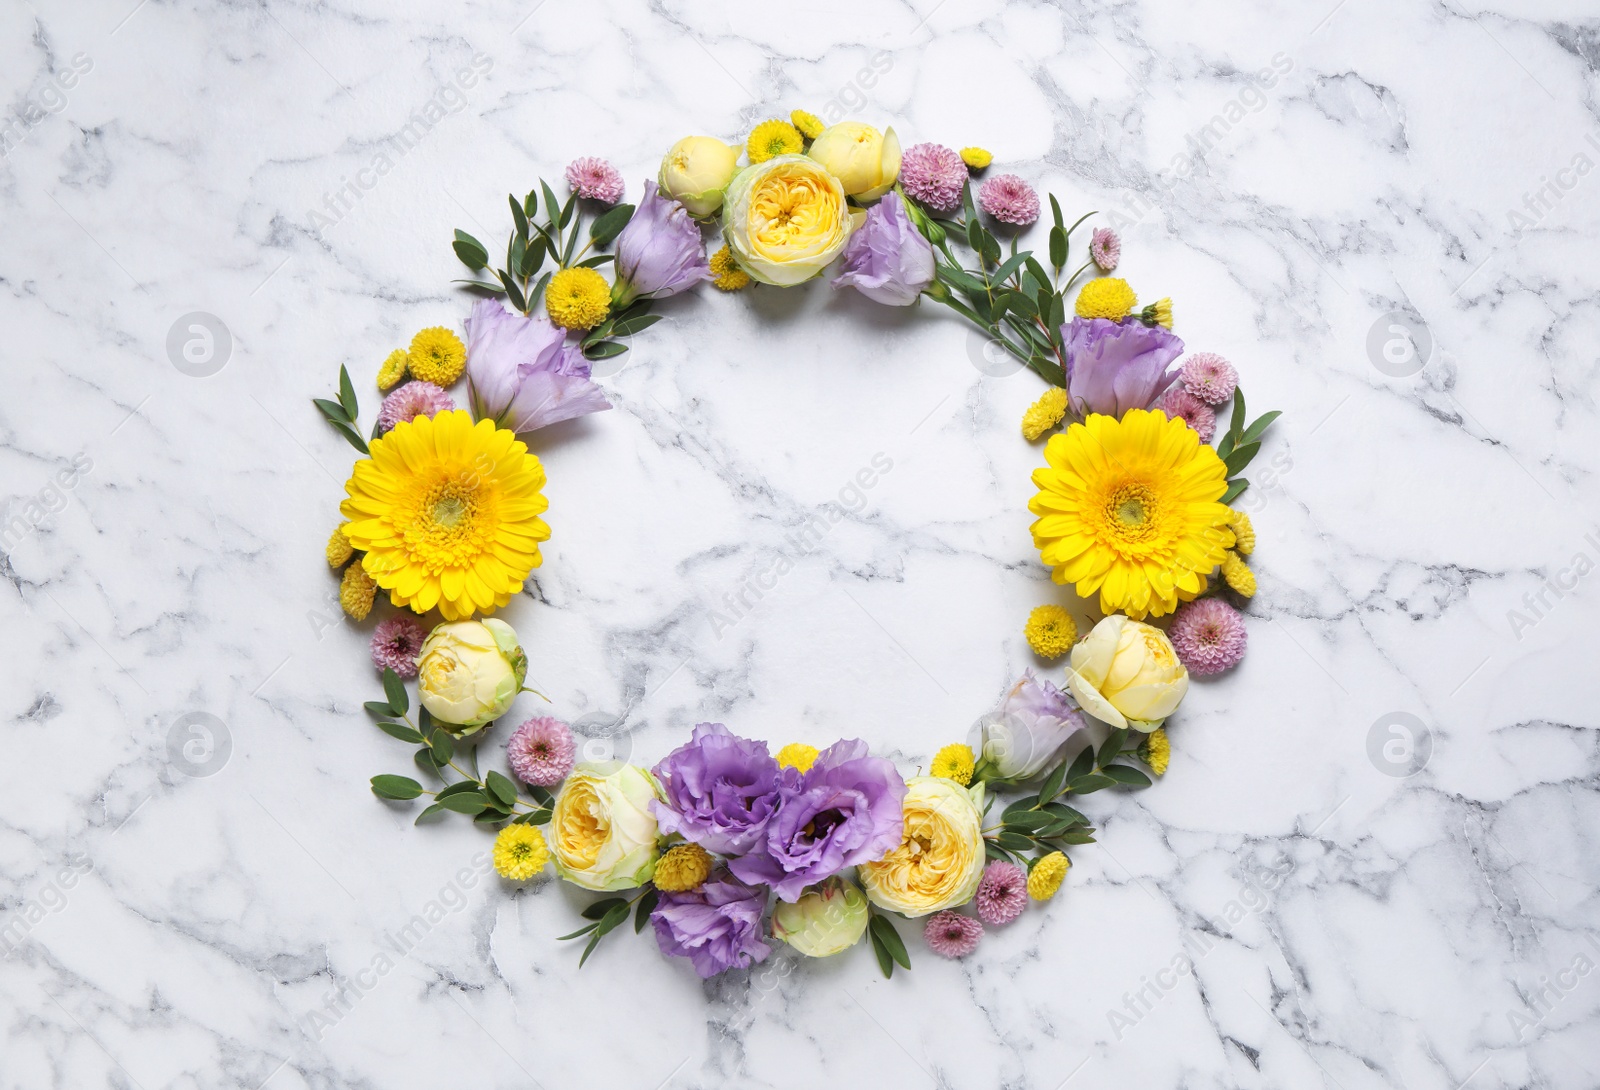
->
[431, 491, 469, 528]
[1101, 482, 1161, 544]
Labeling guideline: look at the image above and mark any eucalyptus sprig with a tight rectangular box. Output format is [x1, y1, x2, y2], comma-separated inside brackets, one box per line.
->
[867, 906, 912, 979]
[1215, 386, 1281, 503]
[312, 364, 368, 454]
[559, 885, 659, 968]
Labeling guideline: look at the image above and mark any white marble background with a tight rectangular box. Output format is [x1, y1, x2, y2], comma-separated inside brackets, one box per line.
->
[3, 0, 1597, 1087]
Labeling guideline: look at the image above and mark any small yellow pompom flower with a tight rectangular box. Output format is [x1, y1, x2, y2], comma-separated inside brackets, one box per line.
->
[545, 267, 611, 330]
[407, 327, 466, 385]
[709, 246, 751, 292]
[931, 743, 976, 786]
[654, 843, 714, 892]
[1230, 510, 1255, 555]
[747, 119, 804, 164]
[790, 109, 824, 140]
[325, 524, 353, 568]
[1022, 386, 1069, 441]
[376, 349, 409, 390]
[338, 562, 376, 621]
[1138, 728, 1171, 776]
[493, 824, 550, 881]
[1075, 277, 1137, 320]
[776, 743, 819, 773]
[960, 147, 993, 169]
[1221, 551, 1256, 597]
[1141, 297, 1173, 329]
[1025, 604, 1078, 659]
[1028, 851, 1071, 900]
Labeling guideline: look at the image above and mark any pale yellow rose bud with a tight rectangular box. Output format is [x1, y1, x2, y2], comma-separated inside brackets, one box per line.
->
[1066, 615, 1188, 731]
[416, 619, 526, 733]
[658, 136, 741, 218]
[806, 122, 902, 200]
[772, 878, 870, 957]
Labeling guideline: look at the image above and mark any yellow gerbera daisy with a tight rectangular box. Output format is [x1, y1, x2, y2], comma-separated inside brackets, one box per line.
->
[339, 409, 550, 621]
[1029, 409, 1235, 620]
[493, 824, 549, 881]
[545, 267, 611, 330]
[775, 743, 819, 773]
[408, 328, 466, 385]
[747, 119, 804, 164]
[931, 743, 976, 786]
[960, 146, 993, 169]
[1075, 277, 1137, 320]
[709, 245, 751, 292]
[1022, 387, 1068, 441]
[1028, 851, 1070, 900]
[376, 349, 409, 390]
[1024, 604, 1077, 658]
[790, 109, 824, 140]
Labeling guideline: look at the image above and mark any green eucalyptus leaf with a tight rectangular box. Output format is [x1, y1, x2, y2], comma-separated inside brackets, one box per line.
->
[634, 887, 660, 933]
[1069, 772, 1118, 794]
[435, 780, 480, 799]
[414, 801, 446, 824]
[453, 229, 489, 270]
[1102, 764, 1154, 787]
[509, 194, 529, 241]
[376, 721, 424, 744]
[381, 669, 408, 716]
[589, 203, 635, 246]
[1223, 441, 1260, 477]
[438, 791, 487, 814]
[1099, 727, 1129, 766]
[1242, 410, 1282, 445]
[869, 914, 910, 970]
[313, 397, 350, 425]
[581, 897, 629, 922]
[1049, 226, 1067, 270]
[1221, 478, 1249, 504]
[371, 774, 423, 800]
[485, 770, 519, 809]
[583, 341, 627, 361]
[338, 365, 358, 422]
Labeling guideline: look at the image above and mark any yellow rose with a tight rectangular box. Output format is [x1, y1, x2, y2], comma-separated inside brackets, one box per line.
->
[1067, 615, 1189, 731]
[721, 155, 854, 287]
[416, 619, 526, 734]
[858, 777, 985, 917]
[806, 122, 902, 200]
[658, 136, 741, 219]
[549, 763, 663, 891]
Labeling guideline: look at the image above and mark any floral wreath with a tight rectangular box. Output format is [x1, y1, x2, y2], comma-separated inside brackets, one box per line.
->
[315, 112, 1279, 979]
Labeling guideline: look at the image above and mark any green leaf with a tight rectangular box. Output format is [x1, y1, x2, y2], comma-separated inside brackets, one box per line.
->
[498, 269, 527, 313]
[1004, 810, 1059, 834]
[453, 229, 489, 270]
[363, 700, 396, 718]
[1047, 292, 1066, 335]
[578, 930, 604, 967]
[371, 774, 423, 800]
[521, 236, 546, 279]
[528, 271, 552, 308]
[338, 365, 358, 422]
[1049, 226, 1067, 270]
[524, 190, 538, 218]
[429, 731, 453, 766]
[509, 194, 529, 241]
[1227, 388, 1247, 445]
[414, 747, 441, 777]
[559, 190, 577, 230]
[961, 179, 978, 224]
[582, 341, 627, 361]
[331, 421, 369, 455]
[438, 791, 487, 814]
[1069, 772, 1118, 794]
[376, 721, 424, 744]
[634, 887, 660, 933]
[556, 921, 599, 941]
[577, 254, 614, 268]
[539, 180, 561, 226]
[1102, 764, 1153, 787]
[1221, 479, 1249, 504]
[1099, 727, 1129, 766]
[1223, 441, 1260, 477]
[524, 807, 552, 825]
[1002, 794, 1041, 819]
[1059, 828, 1097, 844]
[1064, 742, 1096, 783]
[991, 251, 1032, 288]
[1043, 802, 1088, 826]
[870, 926, 894, 979]
[381, 669, 408, 716]
[581, 897, 630, 922]
[435, 780, 479, 799]
[1039, 760, 1070, 803]
[1050, 194, 1064, 232]
[937, 263, 990, 295]
[610, 313, 662, 337]
[1242, 410, 1281, 446]
[985, 838, 1013, 862]
[485, 770, 518, 810]
[414, 801, 446, 824]
[589, 203, 635, 246]
[996, 831, 1035, 853]
[870, 914, 911, 970]
[313, 397, 351, 425]
[1216, 431, 1236, 460]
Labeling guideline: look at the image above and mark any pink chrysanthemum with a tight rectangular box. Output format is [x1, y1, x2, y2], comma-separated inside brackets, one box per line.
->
[370, 617, 427, 678]
[506, 717, 576, 787]
[376, 381, 455, 432]
[1168, 597, 1248, 676]
[974, 861, 1028, 926]
[565, 157, 625, 204]
[900, 143, 968, 211]
[1155, 387, 1216, 443]
[924, 910, 983, 958]
[978, 173, 1040, 226]
[1090, 227, 1121, 271]
[1181, 352, 1238, 406]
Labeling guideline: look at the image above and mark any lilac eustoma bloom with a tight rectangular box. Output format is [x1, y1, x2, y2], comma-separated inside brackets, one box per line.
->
[729, 738, 907, 902]
[651, 723, 783, 857]
[463, 298, 611, 433]
[1061, 316, 1185, 418]
[612, 182, 710, 307]
[832, 190, 935, 306]
[651, 872, 772, 978]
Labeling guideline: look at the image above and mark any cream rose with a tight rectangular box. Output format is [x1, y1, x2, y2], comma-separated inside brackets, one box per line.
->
[658, 136, 740, 218]
[1067, 615, 1189, 731]
[549, 763, 662, 891]
[720, 155, 854, 287]
[858, 777, 985, 918]
[416, 619, 525, 734]
[806, 122, 902, 200]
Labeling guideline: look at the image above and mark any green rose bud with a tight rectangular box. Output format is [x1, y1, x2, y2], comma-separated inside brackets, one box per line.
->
[416, 619, 527, 734]
[771, 878, 870, 957]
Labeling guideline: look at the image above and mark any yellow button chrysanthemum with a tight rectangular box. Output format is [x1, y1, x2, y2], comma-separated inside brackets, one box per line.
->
[930, 743, 976, 786]
[493, 824, 549, 881]
[1024, 604, 1077, 658]
[1140, 297, 1173, 329]
[1138, 727, 1171, 777]
[747, 119, 804, 164]
[1221, 550, 1256, 597]
[339, 562, 376, 620]
[776, 743, 819, 773]
[1075, 277, 1137, 320]
[654, 843, 713, 892]
[960, 146, 993, 169]
[1029, 409, 1235, 620]
[326, 524, 353, 568]
[545, 267, 611, 331]
[1230, 510, 1255, 555]
[1028, 851, 1070, 900]
[407, 328, 466, 385]
[709, 245, 751, 292]
[339, 410, 550, 622]
[377, 348, 409, 390]
[790, 109, 824, 140]
[1022, 387, 1069, 441]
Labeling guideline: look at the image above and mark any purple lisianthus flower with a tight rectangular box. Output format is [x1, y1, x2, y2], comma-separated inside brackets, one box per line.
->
[729, 739, 907, 902]
[832, 191, 935, 306]
[463, 298, 611, 433]
[612, 182, 710, 307]
[1062, 316, 1185, 419]
[972, 670, 1087, 781]
[651, 723, 783, 856]
[651, 872, 772, 978]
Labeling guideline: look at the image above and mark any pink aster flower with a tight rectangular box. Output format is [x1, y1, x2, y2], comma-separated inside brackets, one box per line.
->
[1168, 598, 1248, 676]
[370, 617, 427, 678]
[1090, 227, 1120, 271]
[507, 716, 576, 786]
[1155, 386, 1216, 443]
[978, 173, 1040, 226]
[376, 381, 454, 432]
[924, 910, 983, 958]
[565, 157, 625, 204]
[975, 861, 1028, 926]
[900, 142, 967, 211]
[1181, 352, 1238, 406]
